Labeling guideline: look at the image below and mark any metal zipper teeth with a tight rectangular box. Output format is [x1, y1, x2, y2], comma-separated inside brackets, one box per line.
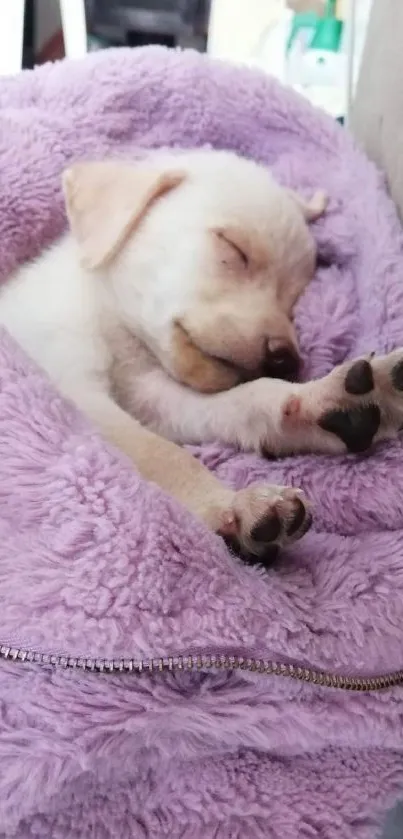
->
[0, 645, 402, 691]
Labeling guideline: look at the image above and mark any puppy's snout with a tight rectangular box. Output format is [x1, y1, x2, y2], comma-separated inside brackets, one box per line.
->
[262, 340, 301, 381]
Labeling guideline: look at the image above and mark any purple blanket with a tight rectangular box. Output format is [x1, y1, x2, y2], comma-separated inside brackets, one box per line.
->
[0, 47, 403, 838]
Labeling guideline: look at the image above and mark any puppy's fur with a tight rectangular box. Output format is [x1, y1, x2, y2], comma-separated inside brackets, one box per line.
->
[1, 150, 403, 560]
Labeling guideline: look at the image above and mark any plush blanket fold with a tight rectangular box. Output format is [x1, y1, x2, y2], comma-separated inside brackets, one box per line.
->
[0, 46, 402, 838]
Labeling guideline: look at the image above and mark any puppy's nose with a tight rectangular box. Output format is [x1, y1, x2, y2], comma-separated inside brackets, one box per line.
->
[262, 341, 301, 381]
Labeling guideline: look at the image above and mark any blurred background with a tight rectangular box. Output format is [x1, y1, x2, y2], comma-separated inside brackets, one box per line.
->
[1, 3, 402, 838]
[3, 0, 374, 122]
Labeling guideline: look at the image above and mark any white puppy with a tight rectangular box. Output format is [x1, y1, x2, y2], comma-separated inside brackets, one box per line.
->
[1, 149, 402, 561]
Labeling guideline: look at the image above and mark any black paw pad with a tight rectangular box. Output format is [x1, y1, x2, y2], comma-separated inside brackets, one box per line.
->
[251, 513, 281, 544]
[392, 359, 403, 391]
[319, 404, 381, 453]
[286, 499, 307, 536]
[344, 359, 374, 395]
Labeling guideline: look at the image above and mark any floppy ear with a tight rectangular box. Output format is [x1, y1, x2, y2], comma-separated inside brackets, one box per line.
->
[288, 188, 328, 222]
[62, 161, 185, 270]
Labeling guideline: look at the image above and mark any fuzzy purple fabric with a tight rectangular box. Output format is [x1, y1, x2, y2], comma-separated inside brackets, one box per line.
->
[0, 46, 403, 838]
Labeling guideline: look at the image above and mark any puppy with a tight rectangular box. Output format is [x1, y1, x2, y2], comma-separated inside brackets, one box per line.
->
[1, 149, 402, 562]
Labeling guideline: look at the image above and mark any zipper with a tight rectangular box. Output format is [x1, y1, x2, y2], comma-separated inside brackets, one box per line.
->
[0, 644, 402, 691]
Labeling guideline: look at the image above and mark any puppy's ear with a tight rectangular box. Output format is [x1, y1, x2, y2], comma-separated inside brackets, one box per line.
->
[288, 189, 328, 222]
[62, 161, 185, 270]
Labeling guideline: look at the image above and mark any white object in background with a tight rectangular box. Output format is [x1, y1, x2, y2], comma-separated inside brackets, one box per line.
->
[59, 0, 87, 61]
[0, 0, 25, 75]
[288, 0, 369, 121]
[208, 0, 285, 66]
[248, 7, 293, 83]
[339, 0, 373, 123]
[345, 0, 357, 123]
[0, 0, 87, 76]
[288, 47, 348, 119]
[207, 0, 368, 123]
[292, 47, 347, 87]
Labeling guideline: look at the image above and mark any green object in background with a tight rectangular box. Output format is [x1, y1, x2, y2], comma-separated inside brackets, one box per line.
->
[311, 0, 343, 52]
[286, 11, 319, 54]
[287, 0, 343, 56]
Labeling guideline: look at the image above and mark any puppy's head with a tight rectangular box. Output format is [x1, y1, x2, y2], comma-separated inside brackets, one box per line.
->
[63, 151, 326, 393]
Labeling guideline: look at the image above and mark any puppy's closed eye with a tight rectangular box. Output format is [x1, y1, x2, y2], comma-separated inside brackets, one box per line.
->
[213, 229, 249, 272]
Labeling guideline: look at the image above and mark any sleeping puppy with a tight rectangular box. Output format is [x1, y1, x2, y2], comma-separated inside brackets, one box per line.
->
[1, 149, 403, 562]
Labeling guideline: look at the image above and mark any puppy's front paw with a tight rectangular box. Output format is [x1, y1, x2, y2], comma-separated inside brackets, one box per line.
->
[219, 485, 312, 565]
[288, 350, 403, 454]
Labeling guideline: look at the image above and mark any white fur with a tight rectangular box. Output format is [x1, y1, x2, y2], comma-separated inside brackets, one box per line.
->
[0, 149, 318, 420]
[11, 148, 403, 553]
[0, 150, 323, 552]
[0, 235, 113, 394]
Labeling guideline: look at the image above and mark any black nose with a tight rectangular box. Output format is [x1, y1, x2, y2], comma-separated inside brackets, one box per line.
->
[262, 344, 301, 381]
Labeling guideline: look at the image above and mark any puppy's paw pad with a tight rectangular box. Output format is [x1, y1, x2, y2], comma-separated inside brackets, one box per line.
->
[225, 485, 312, 565]
[344, 359, 374, 395]
[250, 512, 281, 543]
[319, 404, 380, 453]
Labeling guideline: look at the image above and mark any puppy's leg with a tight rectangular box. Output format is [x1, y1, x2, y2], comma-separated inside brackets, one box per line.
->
[71, 390, 312, 559]
[121, 368, 332, 454]
[126, 351, 403, 456]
